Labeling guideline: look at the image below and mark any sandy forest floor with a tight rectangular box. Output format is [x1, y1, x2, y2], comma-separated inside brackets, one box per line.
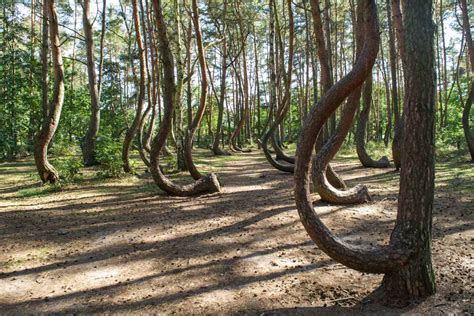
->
[0, 150, 472, 315]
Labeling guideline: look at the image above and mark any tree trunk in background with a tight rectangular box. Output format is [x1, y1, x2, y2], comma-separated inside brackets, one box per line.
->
[459, 0, 474, 162]
[261, 0, 295, 173]
[385, 0, 396, 147]
[40, 0, 49, 120]
[33, 0, 64, 183]
[390, 0, 405, 170]
[212, 0, 230, 156]
[311, 0, 375, 204]
[122, 0, 146, 173]
[310, 0, 347, 190]
[356, 74, 390, 168]
[82, 0, 101, 166]
[184, 0, 214, 179]
[149, 0, 220, 196]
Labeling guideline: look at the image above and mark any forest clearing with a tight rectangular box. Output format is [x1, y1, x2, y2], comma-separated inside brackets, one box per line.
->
[0, 150, 472, 314]
[0, 0, 473, 314]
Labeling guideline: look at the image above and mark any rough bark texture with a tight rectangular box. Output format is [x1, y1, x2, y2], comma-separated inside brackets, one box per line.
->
[295, 0, 407, 273]
[33, 0, 64, 183]
[296, 0, 437, 307]
[355, 75, 390, 168]
[378, 0, 437, 304]
[122, 0, 146, 173]
[459, 0, 474, 162]
[149, 0, 220, 196]
[81, 0, 101, 166]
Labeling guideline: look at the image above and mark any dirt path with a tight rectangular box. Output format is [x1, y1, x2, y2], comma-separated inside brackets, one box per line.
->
[0, 151, 472, 314]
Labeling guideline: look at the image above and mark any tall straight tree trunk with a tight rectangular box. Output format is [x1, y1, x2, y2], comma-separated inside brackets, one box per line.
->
[229, 3, 250, 152]
[390, 0, 406, 170]
[211, 0, 229, 156]
[40, 0, 49, 120]
[295, 0, 436, 306]
[378, 0, 437, 302]
[33, 0, 64, 183]
[122, 0, 146, 173]
[82, 0, 101, 166]
[385, 0, 397, 147]
[459, 0, 474, 161]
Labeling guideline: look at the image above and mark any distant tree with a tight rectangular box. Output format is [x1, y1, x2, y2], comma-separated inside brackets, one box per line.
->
[33, 0, 65, 183]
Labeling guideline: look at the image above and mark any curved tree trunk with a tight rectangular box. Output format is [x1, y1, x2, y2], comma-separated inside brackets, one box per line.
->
[261, 0, 295, 173]
[459, 0, 474, 162]
[149, 0, 220, 196]
[184, 0, 216, 180]
[33, 0, 64, 184]
[310, 0, 347, 190]
[356, 74, 390, 168]
[122, 0, 146, 173]
[311, 1, 374, 205]
[82, 0, 101, 166]
[296, 0, 436, 306]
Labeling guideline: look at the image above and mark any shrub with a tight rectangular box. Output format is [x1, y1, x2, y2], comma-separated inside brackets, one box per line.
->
[55, 157, 83, 183]
[96, 137, 127, 178]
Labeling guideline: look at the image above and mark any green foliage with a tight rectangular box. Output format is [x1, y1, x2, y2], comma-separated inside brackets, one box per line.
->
[18, 183, 62, 198]
[95, 137, 127, 178]
[55, 156, 83, 183]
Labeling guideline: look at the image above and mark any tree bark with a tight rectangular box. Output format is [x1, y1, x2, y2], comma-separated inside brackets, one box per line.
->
[229, 3, 250, 152]
[309, 0, 347, 190]
[40, 0, 49, 120]
[211, 0, 230, 156]
[378, 0, 437, 303]
[311, 0, 374, 204]
[81, 0, 101, 166]
[355, 74, 390, 168]
[149, 0, 220, 196]
[33, 0, 64, 183]
[296, 0, 436, 306]
[184, 0, 217, 180]
[459, 0, 474, 161]
[122, 0, 146, 173]
[261, 0, 295, 173]
[390, 0, 406, 170]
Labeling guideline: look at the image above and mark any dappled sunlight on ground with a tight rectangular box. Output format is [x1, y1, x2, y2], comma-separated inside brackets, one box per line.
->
[0, 149, 472, 314]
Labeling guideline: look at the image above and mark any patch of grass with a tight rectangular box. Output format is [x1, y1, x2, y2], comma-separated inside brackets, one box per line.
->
[17, 183, 62, 197]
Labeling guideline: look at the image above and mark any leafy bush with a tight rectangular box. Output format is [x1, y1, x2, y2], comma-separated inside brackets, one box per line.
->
[96, 137, 127, 178]
[55, 157, 83, 183]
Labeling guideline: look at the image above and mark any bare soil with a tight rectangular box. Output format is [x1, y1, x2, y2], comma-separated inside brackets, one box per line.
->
[0, 151, 472, 314]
